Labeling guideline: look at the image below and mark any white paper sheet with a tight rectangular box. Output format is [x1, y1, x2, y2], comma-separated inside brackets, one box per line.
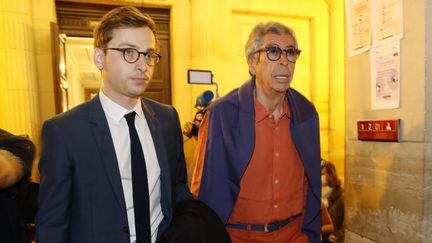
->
[371, 0, 403, 44]
[346, 0, 372, 56]
[370, 40, 400, 110]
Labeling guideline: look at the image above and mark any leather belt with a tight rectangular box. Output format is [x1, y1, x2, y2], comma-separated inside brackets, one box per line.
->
[226, 213, 302, 233]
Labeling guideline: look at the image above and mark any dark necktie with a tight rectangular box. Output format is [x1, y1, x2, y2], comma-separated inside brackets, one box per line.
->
[124, 111, 151, 243]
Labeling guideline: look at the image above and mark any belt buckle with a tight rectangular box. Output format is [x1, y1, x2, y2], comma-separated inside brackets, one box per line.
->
[264, 224, 269, 232]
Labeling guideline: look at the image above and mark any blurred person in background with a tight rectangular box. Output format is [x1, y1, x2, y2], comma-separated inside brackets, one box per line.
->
[0, 128, 35, 243]
[321, 199, 334, 242]
[321, 160, 344, 243]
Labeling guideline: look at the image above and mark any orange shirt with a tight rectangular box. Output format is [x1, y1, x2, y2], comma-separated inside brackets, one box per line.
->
[227, 97, 307, 242]
[190, 110, 209, 197]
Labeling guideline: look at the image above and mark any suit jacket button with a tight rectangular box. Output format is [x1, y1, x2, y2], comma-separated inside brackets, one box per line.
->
[123, 226, 130, 234]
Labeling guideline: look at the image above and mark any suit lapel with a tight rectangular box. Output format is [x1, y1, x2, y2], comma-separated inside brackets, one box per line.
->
[88, 96, 127, 218]
[141, 99, 172, 219]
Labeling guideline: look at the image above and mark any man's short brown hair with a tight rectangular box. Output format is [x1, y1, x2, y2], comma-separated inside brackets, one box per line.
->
[93, 6, 158, 49]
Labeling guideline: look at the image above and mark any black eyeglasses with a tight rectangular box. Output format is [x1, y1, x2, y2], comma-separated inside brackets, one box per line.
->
[103, 48, 161, 66]
[255, 46, 301, 63]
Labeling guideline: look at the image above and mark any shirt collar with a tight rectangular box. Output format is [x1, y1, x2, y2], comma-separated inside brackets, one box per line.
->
[99, 90, 143, 122]
[254, 95, 290, 123]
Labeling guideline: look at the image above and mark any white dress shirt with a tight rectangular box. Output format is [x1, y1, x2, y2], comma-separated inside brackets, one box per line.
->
[99, 91, 163, 243]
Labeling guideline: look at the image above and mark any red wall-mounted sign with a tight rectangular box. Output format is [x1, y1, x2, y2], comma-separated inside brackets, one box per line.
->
[357, 119, 400, 142]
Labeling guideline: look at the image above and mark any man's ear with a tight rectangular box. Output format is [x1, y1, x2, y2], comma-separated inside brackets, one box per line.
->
[247, 56, 257, 76]
[93, 48, 105, 70]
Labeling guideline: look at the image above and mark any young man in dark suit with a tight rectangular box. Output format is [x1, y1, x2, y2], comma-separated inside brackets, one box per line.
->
[36, 6, 191, 243]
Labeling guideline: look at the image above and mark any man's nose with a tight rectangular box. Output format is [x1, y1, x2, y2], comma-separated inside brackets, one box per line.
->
[279, 51, 289, 66]
[135, 54, 148, 72]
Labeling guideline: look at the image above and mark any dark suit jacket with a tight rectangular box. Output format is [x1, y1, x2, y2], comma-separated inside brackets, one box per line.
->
[198, 79, 322, 242]
[36, 95, 191, 243]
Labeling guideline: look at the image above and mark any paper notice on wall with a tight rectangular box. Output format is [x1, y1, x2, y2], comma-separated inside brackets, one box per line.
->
[370, 40, 400, 110]
[346, 0, 372, 56]
[372, 0, 403, 44]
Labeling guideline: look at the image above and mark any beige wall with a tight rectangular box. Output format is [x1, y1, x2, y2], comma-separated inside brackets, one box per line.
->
[0, 0, 41, 138]
[424, 0, 432, 240]
[345, 0, 432, 242]
[0, 0, 56, 181]
[32, 0, 57, 132]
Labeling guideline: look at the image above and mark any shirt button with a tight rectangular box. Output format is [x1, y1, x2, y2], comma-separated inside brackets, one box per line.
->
[268, 115, 273, 119]
[275, 152, 279, 157]
[274, 179, 279, 184]
[274, 204, 278, 209]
